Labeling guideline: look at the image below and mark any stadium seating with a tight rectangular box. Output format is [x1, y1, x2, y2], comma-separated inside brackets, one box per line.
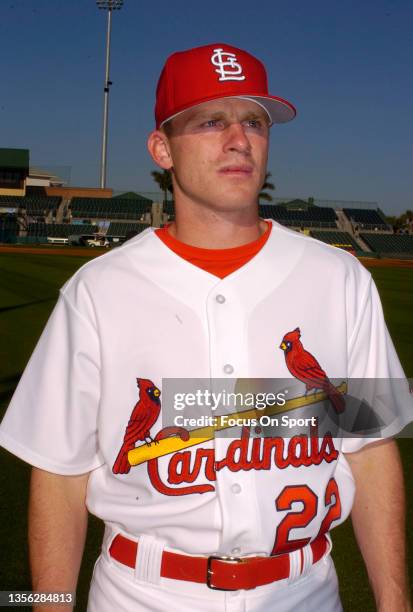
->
[343, 208, 390, 230]
[360, 233, 413, 254]
[27, 223, 96, 238]
[107, 222, 150, 236]
[0, 215, 18, 242]
[0, 195, 61, 214]
[310, 230, 360, 251]
[259, 205, 337, 228]
[70, 197, 152, 220]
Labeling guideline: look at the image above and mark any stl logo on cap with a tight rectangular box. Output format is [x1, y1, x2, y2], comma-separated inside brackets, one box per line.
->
[154, 43, 296, 128]
[210, 48, 246, 82]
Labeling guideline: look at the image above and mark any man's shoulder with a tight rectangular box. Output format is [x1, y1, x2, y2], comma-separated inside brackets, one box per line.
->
[72, 227, 156, 272]
[267, 220, 370, 280]
[61, 227, 159, 295]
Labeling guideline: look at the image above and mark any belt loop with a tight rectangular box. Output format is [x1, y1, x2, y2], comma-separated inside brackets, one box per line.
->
[134, 534, 165, 585]
[287, 549, 301, 583]
[102, 524, 117, 556]
[301, 541, 313, 576]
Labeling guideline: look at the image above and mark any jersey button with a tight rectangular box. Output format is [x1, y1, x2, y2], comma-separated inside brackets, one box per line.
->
[223, 364, 234, 375]
[231, 483, 242, 494]
[216, 294, 226, 304]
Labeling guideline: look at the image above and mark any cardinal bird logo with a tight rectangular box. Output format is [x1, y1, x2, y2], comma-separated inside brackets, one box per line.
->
[280, 328, 345, 414]
[112, 378, 161, 474]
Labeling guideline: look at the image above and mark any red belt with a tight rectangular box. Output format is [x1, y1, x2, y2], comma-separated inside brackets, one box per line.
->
[109, 534, 328, 591]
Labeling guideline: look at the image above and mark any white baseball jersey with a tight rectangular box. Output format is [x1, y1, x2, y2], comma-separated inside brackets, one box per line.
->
[0, 221, 410, 567]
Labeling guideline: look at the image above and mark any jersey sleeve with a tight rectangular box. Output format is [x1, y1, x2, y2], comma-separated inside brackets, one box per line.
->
[0, 284, 104, 475]
[342, 273, 413, 453]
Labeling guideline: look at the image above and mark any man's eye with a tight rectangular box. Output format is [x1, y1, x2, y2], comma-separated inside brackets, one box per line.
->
[203, 119, 220, 128]
[246, 119, 262, 129]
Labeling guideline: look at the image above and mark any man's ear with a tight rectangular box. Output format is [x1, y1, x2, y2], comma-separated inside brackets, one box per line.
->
[147, 130, 173, 170]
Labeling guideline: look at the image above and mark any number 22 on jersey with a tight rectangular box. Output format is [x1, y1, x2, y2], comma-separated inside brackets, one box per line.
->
[271, 478, 342, 555]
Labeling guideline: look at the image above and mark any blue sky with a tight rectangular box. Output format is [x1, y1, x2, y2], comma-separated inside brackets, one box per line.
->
[2, 0, 412, 214]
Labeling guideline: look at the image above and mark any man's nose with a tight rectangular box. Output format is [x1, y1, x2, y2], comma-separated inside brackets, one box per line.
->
[223, 122, 251, 154]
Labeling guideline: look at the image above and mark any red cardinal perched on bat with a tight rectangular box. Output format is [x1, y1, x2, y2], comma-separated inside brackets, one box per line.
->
[280, 328, 344, 414]
[112, 378, 161, 474]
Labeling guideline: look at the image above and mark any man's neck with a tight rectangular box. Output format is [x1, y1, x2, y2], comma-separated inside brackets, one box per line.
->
[169, 200, 267, 249]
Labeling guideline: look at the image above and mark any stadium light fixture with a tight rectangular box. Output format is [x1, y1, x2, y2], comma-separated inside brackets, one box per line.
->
[96, 0, 124, 189]
[96, 0, 123, 9]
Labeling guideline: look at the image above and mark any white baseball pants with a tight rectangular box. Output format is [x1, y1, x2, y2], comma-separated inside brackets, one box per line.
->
[87, 534, 343, 612]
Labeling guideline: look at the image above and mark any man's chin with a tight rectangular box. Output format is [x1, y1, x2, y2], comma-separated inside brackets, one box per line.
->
[202, 197, 259, 214]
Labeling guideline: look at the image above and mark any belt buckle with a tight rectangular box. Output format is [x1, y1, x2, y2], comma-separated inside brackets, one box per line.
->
[206, 554, 242, 590]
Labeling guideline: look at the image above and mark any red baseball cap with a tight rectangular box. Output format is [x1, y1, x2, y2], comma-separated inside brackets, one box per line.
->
[155, 43, 296, 129]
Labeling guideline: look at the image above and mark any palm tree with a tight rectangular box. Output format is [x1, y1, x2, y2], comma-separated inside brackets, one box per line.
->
[259, 172, 275, 202]
[151, 170, 173, 206]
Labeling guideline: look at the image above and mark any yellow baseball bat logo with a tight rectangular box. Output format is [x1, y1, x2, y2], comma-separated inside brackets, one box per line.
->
[128, 382, 347, 466]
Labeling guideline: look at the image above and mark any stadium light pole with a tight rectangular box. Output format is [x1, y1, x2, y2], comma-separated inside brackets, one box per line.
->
[96, 0, 124, 189]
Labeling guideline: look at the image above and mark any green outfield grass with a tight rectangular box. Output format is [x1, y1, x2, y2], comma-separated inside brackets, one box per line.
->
[0, 252, 412, 610]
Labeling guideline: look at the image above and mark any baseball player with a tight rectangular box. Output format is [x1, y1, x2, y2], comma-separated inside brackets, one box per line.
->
[0, 43, 411, 612]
